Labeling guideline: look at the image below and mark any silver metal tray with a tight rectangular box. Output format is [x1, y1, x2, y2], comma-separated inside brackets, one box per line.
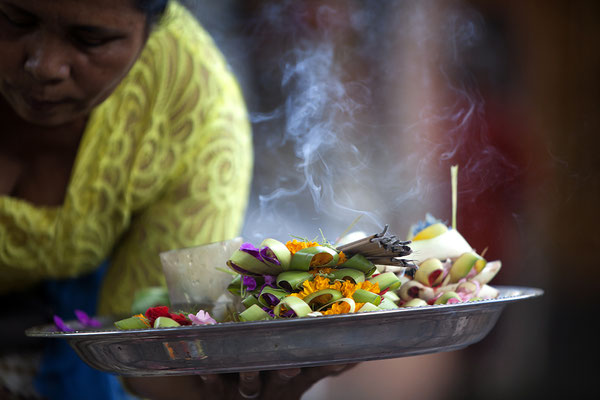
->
[25, 286, 542, 376]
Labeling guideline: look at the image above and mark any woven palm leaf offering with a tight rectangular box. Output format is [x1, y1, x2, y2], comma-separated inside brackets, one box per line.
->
[110, 165, 501, 329]
[397, 165, 501, 307]
[110, 230, 411, 329]
[225, 229, 412, 321]
[108, 227, 412, 330]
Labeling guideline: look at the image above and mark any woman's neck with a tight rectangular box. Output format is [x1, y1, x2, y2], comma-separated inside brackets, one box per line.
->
[0, 97, 87, 206]
[0, 96, 87, 148]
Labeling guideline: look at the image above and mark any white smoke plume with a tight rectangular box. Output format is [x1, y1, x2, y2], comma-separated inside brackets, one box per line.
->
[220, 0, 521, 242]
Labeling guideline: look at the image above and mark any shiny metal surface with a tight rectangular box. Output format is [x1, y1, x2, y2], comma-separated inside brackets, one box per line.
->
[26, 286, 542, 376]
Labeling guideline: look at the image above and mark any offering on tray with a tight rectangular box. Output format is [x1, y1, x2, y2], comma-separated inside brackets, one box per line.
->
[106, 165, 501, 329]
[395, 165, 501, 307]
[113, 306, 216, 329]
[108, 222, 500, 329]
[224, 234, 407, 321]
[109, 230, 411, 328]
[397, 213, 501, 307]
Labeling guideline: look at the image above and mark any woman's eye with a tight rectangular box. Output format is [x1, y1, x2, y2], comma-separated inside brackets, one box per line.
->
[70, 30, 124, 49]
[74, 36, 107, 47]
[71, 34, 115, 48]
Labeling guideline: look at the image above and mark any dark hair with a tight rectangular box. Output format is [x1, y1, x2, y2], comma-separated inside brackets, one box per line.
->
[134, 0, 169, 26]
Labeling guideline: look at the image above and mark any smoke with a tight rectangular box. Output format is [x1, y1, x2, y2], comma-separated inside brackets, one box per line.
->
[241, 1, 388, 241]
[386, 1, 520, 214]
[440, 7, 519, 196]
[232, 0, 519, 242]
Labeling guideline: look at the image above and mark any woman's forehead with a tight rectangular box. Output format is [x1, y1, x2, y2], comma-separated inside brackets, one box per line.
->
[1, 0, 142, 26]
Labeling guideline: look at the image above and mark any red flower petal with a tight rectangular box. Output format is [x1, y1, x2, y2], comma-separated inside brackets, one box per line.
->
[145, 306, 171, 325]
[170, 313, 192, 326]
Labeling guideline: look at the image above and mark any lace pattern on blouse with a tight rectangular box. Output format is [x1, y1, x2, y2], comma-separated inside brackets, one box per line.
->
[0, 2, 253, 316]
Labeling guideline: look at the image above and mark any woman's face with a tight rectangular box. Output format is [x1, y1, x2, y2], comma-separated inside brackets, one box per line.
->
[0, 0, 148, 127]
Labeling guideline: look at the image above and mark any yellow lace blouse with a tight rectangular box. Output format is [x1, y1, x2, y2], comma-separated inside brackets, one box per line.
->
[0, 2, 253, 316]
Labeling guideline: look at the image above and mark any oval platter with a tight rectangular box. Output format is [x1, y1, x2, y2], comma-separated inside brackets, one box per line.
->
[25, 285, 543, 376]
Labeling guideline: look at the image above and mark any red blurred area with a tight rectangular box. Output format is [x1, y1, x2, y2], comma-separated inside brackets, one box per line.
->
[191, 0, 599, 398]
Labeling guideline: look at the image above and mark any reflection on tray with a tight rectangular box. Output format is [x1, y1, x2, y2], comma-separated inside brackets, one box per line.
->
[25, 286, 542, 376]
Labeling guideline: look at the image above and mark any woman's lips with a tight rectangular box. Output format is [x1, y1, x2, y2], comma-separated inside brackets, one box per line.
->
[24, 96, 73, 112]
[4, 82, 76, 113]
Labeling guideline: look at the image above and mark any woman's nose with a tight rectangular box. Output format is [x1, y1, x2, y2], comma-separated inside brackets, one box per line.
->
[24, 34, 71, 83]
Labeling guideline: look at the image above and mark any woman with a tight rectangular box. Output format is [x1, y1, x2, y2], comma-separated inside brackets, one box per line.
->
[0, 0, 253, 398]
[0, 1, 352, 399]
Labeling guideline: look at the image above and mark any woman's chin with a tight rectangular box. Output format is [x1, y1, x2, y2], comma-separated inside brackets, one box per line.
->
[15, 102, 85, 128]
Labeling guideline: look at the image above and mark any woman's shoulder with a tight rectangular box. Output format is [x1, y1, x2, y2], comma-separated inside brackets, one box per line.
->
[142, 1, 232, 87]
[157, 2, 216, 50]
[83, 1, 250, 199]
[97, 1, 245, 145]
[107, 1, 242, 130]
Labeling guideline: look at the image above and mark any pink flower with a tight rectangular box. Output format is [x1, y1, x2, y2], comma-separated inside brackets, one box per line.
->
[188, 310, 216, 325]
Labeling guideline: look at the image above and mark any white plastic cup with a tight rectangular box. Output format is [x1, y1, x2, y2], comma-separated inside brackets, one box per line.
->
[160, 237, 243, 318]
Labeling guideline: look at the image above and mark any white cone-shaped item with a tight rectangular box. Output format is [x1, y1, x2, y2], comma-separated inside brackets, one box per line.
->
[402, 229, 473, 264]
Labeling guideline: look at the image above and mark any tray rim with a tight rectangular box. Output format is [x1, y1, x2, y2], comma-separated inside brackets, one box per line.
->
[25, 285, 543, 339]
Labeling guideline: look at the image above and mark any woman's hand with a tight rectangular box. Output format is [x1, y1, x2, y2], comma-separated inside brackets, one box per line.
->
[123, 364, 356, 400]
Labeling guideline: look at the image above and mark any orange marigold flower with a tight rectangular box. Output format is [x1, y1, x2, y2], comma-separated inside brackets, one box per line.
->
[292, 277, 324, 300]
[309, 267, 335, 275]
[293, 276, 340, 300]
[289, 273, 381, 315]
[309, 252, 333, 267]
[339, 280, 380, 298]
[321, 302, 357, 315]
[337, 251, 347, 265]
[285, 239, 320, 254]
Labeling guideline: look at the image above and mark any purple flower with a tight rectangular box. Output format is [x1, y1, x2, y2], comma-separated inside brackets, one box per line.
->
[241, 243, 282, 266]
[240, 243, 262, 259]
[188, 310, 217, 325]
[261, 293, 281, 307]
[54, 315, 74, 332]
[263, 275, 276, 287]
[74, 309, 102, 328]
[281, 309, 296, 318]
[242, 276, 258, 291]
[259, 247, 281, 265]
[227, 261, 257, 276]
[258, 275, 278, 292]
[262, 307, 276, 318]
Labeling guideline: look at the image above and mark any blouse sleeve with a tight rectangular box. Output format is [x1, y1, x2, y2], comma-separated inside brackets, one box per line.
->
[97, 5, 253, 316]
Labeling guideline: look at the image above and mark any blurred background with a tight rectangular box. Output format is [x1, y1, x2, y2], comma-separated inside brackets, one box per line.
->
[183, 0, 598, 398]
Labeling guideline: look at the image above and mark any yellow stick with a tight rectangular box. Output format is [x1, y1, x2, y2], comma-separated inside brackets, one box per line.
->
[335, 214, 363, 245]
[451, 165, 458, 230]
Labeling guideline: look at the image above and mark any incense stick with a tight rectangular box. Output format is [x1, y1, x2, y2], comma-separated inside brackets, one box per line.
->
[336, 225, 415, 268]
